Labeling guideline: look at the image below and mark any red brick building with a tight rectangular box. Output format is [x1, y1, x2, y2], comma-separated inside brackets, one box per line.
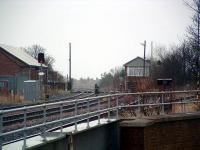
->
[0, 44, 47, 94]
[124, 57, 154, 92]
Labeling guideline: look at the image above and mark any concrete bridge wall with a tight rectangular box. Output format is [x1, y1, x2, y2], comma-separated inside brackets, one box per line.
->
[28, 121, 119, 150]
[28, 113, 200, 150]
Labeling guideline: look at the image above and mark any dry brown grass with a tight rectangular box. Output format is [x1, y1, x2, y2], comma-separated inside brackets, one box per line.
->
[0, 94, 32, 105]
[172, 103, 200, 113]
[46, 88, 66, 97]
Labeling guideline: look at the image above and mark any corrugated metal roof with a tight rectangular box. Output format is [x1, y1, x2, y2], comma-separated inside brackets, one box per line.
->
[0, 44, 46, 67]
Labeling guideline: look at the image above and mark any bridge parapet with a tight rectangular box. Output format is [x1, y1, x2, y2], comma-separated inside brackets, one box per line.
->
[120, 112, 200, 150]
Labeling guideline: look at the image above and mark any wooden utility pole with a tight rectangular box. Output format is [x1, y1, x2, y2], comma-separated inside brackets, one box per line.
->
[69, 43, 72, 90]
[197, 1, 200, 90]
[141, 40, 146, 76]
[150, 41, 153, 76]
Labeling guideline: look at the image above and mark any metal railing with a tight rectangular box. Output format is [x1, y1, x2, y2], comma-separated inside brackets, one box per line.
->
[1, 90, 200, 150]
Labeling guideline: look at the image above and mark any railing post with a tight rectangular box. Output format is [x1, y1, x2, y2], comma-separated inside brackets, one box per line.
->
[108, 96, 111, 122]
[74, 100, 78, 131]
[98, 98, 100, 125]
[161, 93, 164, 115]
[60, 103, 63, 132]
[42, 104, 47, 141]
[183, 92, 186, 113]
[116, 96, 119, 120]
[87, 99, 90, 128]
[22, 108, 27, 150]
[0, 111, 3, 150]
[138, 95, 141, 117]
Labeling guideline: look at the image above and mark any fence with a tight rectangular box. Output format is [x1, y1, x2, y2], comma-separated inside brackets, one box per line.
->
[0, 90, 200, 150]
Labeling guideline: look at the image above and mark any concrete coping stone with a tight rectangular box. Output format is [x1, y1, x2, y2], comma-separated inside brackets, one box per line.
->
[54, 119, 118, 135]
[120, 112, 200, 127]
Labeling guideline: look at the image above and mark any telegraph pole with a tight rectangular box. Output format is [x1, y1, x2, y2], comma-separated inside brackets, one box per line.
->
[141, 40, 146, 76]
[151, 41, 153, 61]
[150, 41, 153, 76]
[69, 43, 72, 90]
[197, 1, 200, 90]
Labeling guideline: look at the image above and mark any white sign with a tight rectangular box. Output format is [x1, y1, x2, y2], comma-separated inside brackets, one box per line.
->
[38, 72, 45, 76]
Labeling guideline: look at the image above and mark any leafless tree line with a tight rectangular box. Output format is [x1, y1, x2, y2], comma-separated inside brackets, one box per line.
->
[151, 0, 200, 89]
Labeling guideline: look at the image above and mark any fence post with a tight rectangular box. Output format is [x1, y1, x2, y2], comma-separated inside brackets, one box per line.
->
[22, 108, 27, 150]
[87, 99, 90, 128]
[60, 103, 63, 132]
[116, 96, 119, 120]
[161, 93, 165, 115]
[42, 104, 47, 141]
[108, 96, 111, 122]
[98, 98, 100, 124]
[0, 111, 3, 150]
[74, 100, 78, 131]
[183, 92, 186, 113]
[138, 95, 141, 118]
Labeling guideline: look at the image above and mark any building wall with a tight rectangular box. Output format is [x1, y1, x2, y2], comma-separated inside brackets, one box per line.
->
[120, 115, 200, 150]
[0, 50, 24, 76]
[0, 49, 39, 79]
[0, 50, 39, 94]
[125, 57, 150, 77]
[124, 57, 152, 92]
[125, 76, 154, 92]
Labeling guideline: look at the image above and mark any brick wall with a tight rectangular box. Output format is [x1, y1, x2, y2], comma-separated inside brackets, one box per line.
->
[125, 76, 155, 92]
[144, 120, 200, 150]
[0, 50, 23, 76]
[120, 127, 144, 150]
[120, 115, 200, 150]
[0, 49, 38, 80]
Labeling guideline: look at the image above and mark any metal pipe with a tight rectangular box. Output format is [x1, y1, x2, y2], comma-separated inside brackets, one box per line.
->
[60, 103, 63, 132]
[3, 99, 200, 136]
[108, 97, 111, 121]
[74, 100, 78, 131]
[98, 98, 100, 124]
[116, 96, 119, 119]
[87, 99, 90, 128]
[138, 95, 141, 117]
[183, 92, 186, 113]
[22, 108, 27, 150]
[161, 94, 164, 115]
[2, 90, 200, 114]
[42, 105, 47, 141]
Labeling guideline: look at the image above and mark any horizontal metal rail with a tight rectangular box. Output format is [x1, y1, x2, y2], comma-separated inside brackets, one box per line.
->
[0, 90, 200, 150]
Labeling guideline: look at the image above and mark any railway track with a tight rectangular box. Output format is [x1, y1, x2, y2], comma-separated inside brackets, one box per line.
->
[1, 92, 116, 144]
[1, 91, 86, 110]
[3, 93, 196, 128]
[2, 91, 106, 129]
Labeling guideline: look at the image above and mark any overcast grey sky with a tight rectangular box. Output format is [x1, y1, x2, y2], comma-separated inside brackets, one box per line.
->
[0, 0, 193, 79]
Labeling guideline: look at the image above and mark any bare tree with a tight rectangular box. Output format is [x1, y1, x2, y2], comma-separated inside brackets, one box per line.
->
[183, 0, 200, 87]
[25, 45, 45, 59]
[24, 44, 55, 71]
[99, 67, 125, 91]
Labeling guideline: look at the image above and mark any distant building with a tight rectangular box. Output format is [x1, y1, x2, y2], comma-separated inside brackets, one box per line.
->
[124, 56, 150, 77]
[124, 57, 153, 92]
[0, 44, 47, 95]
